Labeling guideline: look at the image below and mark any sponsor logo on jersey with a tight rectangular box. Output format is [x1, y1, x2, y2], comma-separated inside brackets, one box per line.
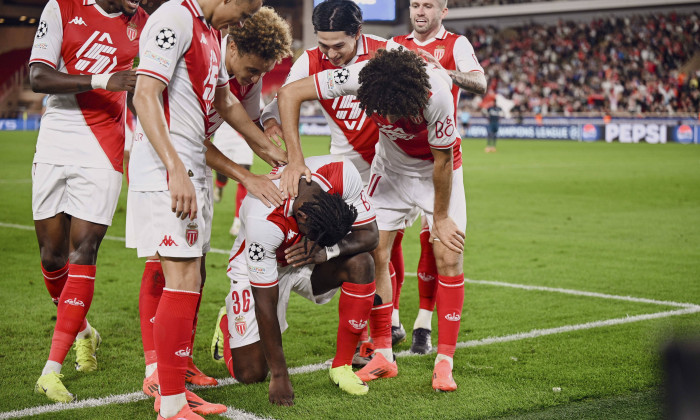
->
[444, 312, 461, 321]
[248, 242, 265, 262]
[126, 21, 138, 41]
[330, 95, 367, 130]
[248, 266, 266, 274]
[377, 124, 414, 141]
[75, 31, 118, 74]
[235, 315, 247, 335]
[143, 49, 171, 68]
[186, 222, 198, 247]
[36, 20, 48, 38]
[433, 45, 445, 61]
[68, 16, 87, 26]
[418, 273, 435, 282]
[348, 319, 367, 330]
[174, 347, 191, 357]
[155, 28, 176, 50]
[64, 298, 85, 307]
[159, 235, 178, 247]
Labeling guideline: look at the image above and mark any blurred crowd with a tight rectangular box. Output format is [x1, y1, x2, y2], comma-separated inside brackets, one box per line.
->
[461, 12, 700, 116]
[450, 0, 558, 6]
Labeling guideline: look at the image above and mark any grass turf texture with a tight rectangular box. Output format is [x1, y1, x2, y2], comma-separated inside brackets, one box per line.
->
[0, 133, 699, 419]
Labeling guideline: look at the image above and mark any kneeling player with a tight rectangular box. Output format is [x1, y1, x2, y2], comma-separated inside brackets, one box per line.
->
[211, 155, 378, 405]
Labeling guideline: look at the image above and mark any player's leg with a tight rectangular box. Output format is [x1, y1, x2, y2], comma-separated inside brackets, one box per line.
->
[139, 257, 164, 395]
[184, 254, 217, 386]
[213, 172, 227, 203]
[389, 230, 406, 345]
[310, 253, 376, 394]
[412, 217, 438, 354]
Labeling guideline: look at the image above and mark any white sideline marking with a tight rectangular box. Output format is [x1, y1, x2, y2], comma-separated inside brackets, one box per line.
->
[1, 221, 700, 419]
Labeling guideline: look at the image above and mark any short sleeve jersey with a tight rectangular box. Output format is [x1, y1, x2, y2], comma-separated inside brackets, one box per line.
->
[261, 34, 387, 165]
[208, 35, 262, 140]
[29, 0, 148, 173]
[314, 49, 459, 177]
[228, 155, 376, 288]
[128, 0, 228, 191]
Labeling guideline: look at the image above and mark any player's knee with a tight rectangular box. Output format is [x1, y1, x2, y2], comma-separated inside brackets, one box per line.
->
[341, 253, 374, 285]
[68, 239, 102, 265]
[40, 251, 68, 272]
[233, 363, 268, 384]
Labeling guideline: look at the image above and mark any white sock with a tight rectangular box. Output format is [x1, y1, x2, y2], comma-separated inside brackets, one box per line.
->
[145, 362, 157, 378]
[435, 354, 453, 369]
[75, 319, 92, 340]
[374, 348, 393, 361]
[391, 309, 400, 327]
[413, 309, 433, 330]
[42, 360, 62, 376]
[160, 393, 187, 418]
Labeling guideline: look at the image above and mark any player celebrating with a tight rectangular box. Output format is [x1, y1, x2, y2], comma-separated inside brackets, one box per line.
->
[127, 0, 287, 418]
[392, 0, 485, 354]
[211, 155, 378, 405]
[278, 47, 467, 392]
[30, 0, 147, 403]
[212, 7, 293, 235]
[137, 6, 293, 403]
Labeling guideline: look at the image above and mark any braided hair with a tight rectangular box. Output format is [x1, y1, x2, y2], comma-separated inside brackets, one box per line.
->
[298, 191, 357, 249]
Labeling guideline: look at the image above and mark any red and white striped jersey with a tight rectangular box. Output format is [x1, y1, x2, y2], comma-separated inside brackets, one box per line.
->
[128, 0, 229, 192]
[392, 26, 484, 123]
[228, 155, 376, 288]
[261, 34, 387, 166]
[30, 0, 147, 173]
[315, 44, 460, 177]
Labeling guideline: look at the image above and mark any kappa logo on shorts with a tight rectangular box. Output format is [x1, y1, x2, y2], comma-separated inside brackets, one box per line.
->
[235, 315, 247, 336]
[186, 222, 198, 247]
[159, 235, 178, 247]
[248, 242, 265, 262]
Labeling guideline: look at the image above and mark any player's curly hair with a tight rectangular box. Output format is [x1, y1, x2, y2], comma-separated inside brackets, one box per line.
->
[299, 191, 357, 248]
[312, 0, 362, 36]
[357, 48, 430, 118]
[227, 6, 292, 63]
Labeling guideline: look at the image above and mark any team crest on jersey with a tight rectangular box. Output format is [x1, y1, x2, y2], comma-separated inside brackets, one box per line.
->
[36, 20, 48, 38]
[409, 115, 425, 125]
[333, 68, 350, 85]
[234, 316, 247, 335]
[186, 222, 198, 247]
[156, 28, 176, 50]
[433, 45, 446, 61]
[248, 242, 265, 262]
[127, 21, 138, 41]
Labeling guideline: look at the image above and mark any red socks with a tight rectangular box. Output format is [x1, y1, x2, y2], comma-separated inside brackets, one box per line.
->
[219, 313, 235, 377]
[389, 230, 405, 310]
[215, 178, 227, 189]
[235, 183, 247, 217]
[417, 228, 438, 311]
[48, 264, 96, 364]
[154, 289, 199, 396]
[332, 281, 375, 368]
[436, 273, 465, 358]
[42, 262, 69, 305]
[139, 260, 164, 366]
[369, 300, 393, 350]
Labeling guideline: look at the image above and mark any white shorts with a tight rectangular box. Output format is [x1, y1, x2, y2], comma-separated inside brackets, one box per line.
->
[32, 163, 122, 225]
[368, 159, 467, 232]
[225, 257, 337, 349]
[125, 187, 212, 258]
[213, 124, 254, 166]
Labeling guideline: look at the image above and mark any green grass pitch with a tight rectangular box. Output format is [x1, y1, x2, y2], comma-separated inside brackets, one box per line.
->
[0, 132, 699, 419]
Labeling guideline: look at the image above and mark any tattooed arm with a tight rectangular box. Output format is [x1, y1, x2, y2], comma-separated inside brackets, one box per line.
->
[446, 70, 487, 95]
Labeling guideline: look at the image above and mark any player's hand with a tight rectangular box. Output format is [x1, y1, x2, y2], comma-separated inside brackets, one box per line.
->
[416, 48, 446, 71]
[263, 119, 284, 147]
[241, 173, 285, 208]
[284, 238, 324, 267]
[168, 166, 197, 220]
[431, 217, 465, 253]
[106, 69, 137, 93]
[280, 160, 311, 198]
[268, 373, 294, 406]
[257, 143, 288, 168]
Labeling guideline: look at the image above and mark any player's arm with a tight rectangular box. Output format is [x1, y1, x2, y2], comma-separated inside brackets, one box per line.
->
[204, 139, 284, 208]
[133, 75, 196, 220]
[29, 64, 137, 95]
[446, 70, 486, 95]
[213, 86, 287, 168]
[430, 146, 465, 253]
[285, 221, 379, 267]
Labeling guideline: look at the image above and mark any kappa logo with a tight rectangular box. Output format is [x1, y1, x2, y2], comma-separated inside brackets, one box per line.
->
[418, 273, 435, 282]
[348, 319, 367, 330]
[149, 316, 155, 324]
[159, 235, 178, 246]
[68, 16, 87, 26]
[445, 312, 461, 321]
[64, 298, 85, 307]
[174, 347, 191, 357]
[200, 33, 208, 44]
[286, 230, 297, 241]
